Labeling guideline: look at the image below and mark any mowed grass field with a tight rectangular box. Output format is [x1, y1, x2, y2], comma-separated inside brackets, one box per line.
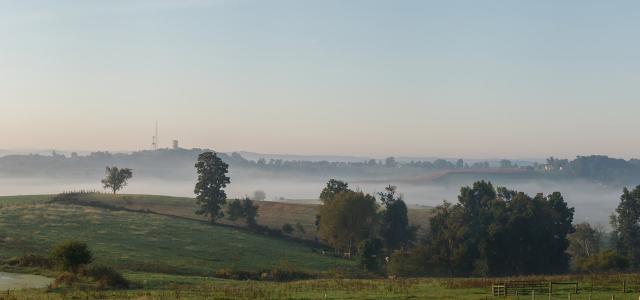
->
[0, 202, 354, 276]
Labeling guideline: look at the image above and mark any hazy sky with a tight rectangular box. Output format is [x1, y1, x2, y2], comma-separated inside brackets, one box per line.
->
[1, 0, 639, 159]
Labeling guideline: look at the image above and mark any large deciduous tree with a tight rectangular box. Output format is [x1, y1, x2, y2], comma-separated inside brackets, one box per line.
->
[101, 166, 133, 194]
[319, 179, 351, 203]
[318, 191, 378, 254]
[194, 152, 230, 224]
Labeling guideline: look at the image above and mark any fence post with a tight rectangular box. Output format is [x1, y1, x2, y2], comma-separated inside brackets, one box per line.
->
[568, 293, 571, 300]
[532, 290, 535, 300]
[622, 279, 626, 293]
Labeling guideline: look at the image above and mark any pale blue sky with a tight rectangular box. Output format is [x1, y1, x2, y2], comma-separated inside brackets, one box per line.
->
[1, 0, 639, 158]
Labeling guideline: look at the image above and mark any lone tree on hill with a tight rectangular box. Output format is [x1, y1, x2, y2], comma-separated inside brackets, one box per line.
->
[194, 152, 230, 224]
[101, 166, 133, 194]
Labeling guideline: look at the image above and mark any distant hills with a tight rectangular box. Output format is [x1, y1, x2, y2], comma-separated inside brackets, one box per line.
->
[0, 148, 638, 186]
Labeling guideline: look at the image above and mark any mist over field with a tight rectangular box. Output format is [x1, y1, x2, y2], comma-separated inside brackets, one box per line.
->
[0, 167, 621, 228]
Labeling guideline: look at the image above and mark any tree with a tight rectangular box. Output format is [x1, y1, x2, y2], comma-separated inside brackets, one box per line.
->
[226, 199, 244, 221]
[499, 159, 513, 168]
[611, 185, 640, 269]
[319, 179, 351, 203]
[568, 223, 602, 269]
[425, 201, 469, 276]
[318, 191, 378, 254]
[49, 240, 93, 273]
[378, 185, 414, 250]
[225, 198, 259, 228]
[252, 190, 266, 201]
[424, 181, 575, 276]
[576, 250, 629, 273]
[456, 159, 464, 169]
[384, 157, 398, 168]
[282, 223, 294, 235]
[242, 198, 259, 228]
[358, 238, 383, 272]
[101, 166, 132, 194]
[194, 152, 230, 224]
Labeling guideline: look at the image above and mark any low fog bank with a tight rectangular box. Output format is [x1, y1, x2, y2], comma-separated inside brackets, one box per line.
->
[0, 173, 623, 229]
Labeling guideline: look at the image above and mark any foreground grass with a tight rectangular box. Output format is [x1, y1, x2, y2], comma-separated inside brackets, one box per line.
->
[0, 204, 354, 275]
[3, 274, 640, 299]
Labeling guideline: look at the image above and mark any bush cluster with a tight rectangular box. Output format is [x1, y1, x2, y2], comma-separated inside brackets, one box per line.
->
[214, 267, 312, 281]
[85, 265, 130, 289]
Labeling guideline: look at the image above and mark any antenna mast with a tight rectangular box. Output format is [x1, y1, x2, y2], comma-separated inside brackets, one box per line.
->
[152, 121, 159, 150]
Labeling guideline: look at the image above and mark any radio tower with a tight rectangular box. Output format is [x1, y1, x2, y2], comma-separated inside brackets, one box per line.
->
[152, 121, 159, 150]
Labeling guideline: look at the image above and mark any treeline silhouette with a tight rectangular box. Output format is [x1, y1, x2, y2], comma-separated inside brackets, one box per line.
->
[0, 149, 639, 184]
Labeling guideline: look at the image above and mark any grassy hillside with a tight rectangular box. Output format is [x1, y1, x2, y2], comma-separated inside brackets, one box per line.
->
[0, 203, 354, 276]
[0, 195, 53, 206]
[14, 193, 432, 240]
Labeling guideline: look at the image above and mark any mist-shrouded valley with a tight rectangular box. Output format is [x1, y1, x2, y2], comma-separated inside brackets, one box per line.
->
[0, 149, 633, 229]
[4, 1, 640, 298]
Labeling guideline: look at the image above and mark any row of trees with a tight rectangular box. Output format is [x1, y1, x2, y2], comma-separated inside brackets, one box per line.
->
[315, 179, 416, 270]
[391, 181, 575, 276]
[388, 182, 640, 277]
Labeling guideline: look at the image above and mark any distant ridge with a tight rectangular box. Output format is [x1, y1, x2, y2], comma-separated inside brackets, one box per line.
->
[236, 151, 373, 163]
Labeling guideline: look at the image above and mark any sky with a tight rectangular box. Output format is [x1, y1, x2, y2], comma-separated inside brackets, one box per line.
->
[0, 0, 639, 159]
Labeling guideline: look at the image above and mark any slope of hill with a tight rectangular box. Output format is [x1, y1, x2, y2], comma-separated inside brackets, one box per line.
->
[2, 193, 432, 240]
[0, 200, 355, 276]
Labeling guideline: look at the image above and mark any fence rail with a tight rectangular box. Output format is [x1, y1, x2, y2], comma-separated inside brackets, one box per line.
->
[492, 281, 578, 297]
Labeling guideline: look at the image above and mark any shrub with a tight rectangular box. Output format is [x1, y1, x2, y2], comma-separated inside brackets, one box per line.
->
[295, 222, 306, 235]
[214, 269, 258, 280]
[85, 265, 130, 289]
[282, 223, 294, 235]
[577, 250, 629, 273]
[270, 266, 312, 281]
[213, 268, 313, 281]
[49, 240, 93, 273]
[52, 272, 79, 288]
[386, 246, 447, 277]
